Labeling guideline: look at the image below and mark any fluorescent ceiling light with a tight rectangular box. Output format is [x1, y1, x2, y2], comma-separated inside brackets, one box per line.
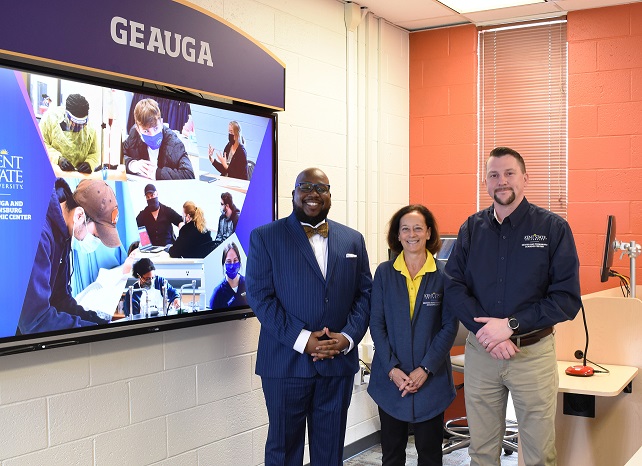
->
[438, 0, 546, 14]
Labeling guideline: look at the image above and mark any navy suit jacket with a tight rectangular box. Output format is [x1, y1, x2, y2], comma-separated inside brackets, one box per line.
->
[246, 213, 372, 378]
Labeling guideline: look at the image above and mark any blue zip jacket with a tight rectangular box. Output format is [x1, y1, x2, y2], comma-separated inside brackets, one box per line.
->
[367, 260, 457, 423]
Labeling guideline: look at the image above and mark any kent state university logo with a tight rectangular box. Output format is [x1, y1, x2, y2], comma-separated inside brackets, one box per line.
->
[0, 149, 25, 190]
[522, 233, 548, 249]
[422, 292, 442, 307]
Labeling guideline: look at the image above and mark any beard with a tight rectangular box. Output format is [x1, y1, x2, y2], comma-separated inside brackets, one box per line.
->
[292, 201, 330, 225]
[493, 188, 516, 206]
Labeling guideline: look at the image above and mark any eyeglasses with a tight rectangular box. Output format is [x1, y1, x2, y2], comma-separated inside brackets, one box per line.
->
[295, 182, 331, 194]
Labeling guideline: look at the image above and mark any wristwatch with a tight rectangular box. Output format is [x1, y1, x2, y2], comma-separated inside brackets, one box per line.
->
[421, 366, 430, 374]
[507, 316, 519, 332]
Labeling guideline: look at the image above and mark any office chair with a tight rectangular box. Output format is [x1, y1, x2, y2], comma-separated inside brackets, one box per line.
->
[442, 322, 519, 456]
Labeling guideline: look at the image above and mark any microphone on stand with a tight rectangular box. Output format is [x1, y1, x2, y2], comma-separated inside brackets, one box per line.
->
[565, 303, 594, 377]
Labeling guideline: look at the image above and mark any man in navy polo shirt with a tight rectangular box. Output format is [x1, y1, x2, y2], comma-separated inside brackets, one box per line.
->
[444, 147, 581, 466]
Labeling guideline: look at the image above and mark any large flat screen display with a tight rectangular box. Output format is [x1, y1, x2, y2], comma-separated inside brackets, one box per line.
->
[0, 62, 276, 355]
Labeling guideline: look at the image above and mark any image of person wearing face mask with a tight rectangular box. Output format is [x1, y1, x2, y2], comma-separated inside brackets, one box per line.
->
[213, 192, 240, 248]
[168, 201, 216, 259]
[208, 120, 248, 180]
[39, 93, 99, 174]
[209, 242, 247, 310]
[74, 241, 142, 320]
[17, 178, 122, 335]
[123, 258, 180, 317]
[135, 184, 184, 247]
[123, 98, 195, 180]
[39, 94, 52, 115]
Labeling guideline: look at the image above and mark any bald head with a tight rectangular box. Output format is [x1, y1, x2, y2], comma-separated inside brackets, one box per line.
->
[296, 167, 329, 185]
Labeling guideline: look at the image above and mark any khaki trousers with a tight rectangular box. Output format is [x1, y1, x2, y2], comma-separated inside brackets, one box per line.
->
[464, 332, 558, 466]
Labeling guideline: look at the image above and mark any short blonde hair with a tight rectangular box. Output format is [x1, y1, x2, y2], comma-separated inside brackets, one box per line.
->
[134, 99, 161, 128]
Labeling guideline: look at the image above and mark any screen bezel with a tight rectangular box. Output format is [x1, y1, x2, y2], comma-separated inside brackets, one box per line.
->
[600, 215, 616, 283]
[0, 58, 278, 356]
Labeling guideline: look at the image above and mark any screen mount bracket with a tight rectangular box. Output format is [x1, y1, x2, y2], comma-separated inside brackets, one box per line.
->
[615, 240, 641, 298]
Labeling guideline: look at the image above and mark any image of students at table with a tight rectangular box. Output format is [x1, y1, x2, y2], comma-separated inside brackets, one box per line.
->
[123, 98, 195, 180]
[123, 258, 180, 317]
[168, 201, 216, 259]
[209, 242, 247, 310]
[39, 93, 99, 174]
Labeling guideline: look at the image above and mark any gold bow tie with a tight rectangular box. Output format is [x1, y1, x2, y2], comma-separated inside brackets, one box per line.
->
[303, 223, 329, 238]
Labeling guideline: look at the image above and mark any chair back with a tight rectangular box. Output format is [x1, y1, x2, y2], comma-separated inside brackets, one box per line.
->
[247, 160, 256, 180]
[453, 320, 468, 347]
[451, 321, 468, 374]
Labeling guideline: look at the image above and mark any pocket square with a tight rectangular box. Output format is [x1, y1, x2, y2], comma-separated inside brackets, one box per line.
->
[345, 253, 357, 258]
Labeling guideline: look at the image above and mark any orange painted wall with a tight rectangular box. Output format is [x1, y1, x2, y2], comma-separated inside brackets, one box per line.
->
[409, 25, 478, 235]
[568, 4, 642, 294]
[409, 5, 642, 296]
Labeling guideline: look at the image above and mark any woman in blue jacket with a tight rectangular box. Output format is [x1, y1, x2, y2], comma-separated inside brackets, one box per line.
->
[367, 204, 458, 466]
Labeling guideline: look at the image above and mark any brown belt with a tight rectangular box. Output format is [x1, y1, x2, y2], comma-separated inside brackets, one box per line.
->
[509, 327, 554, 347]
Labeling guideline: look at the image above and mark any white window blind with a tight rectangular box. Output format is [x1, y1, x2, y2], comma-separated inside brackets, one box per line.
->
[478, 20, 568, 217]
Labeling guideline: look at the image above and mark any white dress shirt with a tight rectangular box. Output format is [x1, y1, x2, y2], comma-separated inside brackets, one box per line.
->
[293, 220, 354, 355]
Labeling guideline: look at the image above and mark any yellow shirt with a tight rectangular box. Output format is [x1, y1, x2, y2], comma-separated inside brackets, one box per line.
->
[393, 251, 437, 320]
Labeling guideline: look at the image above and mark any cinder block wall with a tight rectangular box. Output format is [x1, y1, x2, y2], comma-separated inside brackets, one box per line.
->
[567, 4, 642, 294]
[409, 25, 478, 235]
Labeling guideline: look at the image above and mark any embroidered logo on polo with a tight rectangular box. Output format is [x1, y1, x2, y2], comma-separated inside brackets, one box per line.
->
[422, 292, 442, 307]
[522, 233, 548, 249]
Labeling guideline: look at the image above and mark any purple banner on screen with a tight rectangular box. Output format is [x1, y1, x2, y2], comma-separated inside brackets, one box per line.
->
[0, 69, 55, 336]
[235, 118, 275, 252]
[0, 0, 285, 110]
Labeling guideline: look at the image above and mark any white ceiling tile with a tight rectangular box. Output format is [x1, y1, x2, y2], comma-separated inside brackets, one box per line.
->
[351, 0, 642, 30]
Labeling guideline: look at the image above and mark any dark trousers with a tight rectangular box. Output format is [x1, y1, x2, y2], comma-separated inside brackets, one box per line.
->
[379, 407, 444, 466]
[262, 374, 353, 466]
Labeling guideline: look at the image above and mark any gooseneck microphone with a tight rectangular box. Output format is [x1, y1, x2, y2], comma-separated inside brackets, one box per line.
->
[565, 303, 595, 377]
[573, 350, 610, 375]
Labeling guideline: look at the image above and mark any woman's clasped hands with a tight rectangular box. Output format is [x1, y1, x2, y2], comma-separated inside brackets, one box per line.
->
[389, 366, 428, 397]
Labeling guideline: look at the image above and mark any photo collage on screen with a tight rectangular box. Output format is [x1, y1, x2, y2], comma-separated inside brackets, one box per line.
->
[0, 65, 274, 343]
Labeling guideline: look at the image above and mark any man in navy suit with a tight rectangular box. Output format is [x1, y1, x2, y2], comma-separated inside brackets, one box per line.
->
[246, 167, 372, 466]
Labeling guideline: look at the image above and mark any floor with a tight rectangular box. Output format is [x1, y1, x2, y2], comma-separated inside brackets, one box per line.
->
[344, 436, 519, 466]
